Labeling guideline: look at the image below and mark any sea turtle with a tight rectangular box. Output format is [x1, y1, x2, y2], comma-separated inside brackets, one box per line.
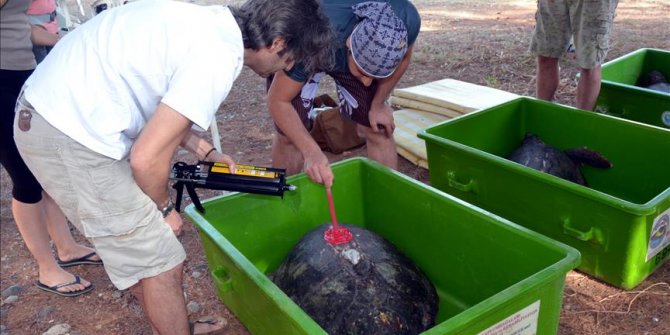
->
[271, 223, 438, 335]
[507, 133, 612, 186]
[637, 70, 670, 93]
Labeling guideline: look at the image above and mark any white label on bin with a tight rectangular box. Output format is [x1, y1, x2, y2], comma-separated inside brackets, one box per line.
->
[662, 111, 670, 127]
[646, 208, 670, 262]
[478, 300, 540, 335]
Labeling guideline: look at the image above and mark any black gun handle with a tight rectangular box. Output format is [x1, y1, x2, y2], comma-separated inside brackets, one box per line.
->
[172, 181, 205, 213]
[185, 183, 205, 213]
[173, 181, 185, 212]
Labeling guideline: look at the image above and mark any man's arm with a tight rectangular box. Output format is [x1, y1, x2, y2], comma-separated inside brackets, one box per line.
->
[267, 71, 334, 187]
[368, 45, 414, 137]
[180, 130, 236, 168]
[130, 103, 192, 234]
[31, 25, 59, 47]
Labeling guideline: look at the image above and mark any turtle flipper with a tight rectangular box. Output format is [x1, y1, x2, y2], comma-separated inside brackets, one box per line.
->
[564, 148, 613, 169]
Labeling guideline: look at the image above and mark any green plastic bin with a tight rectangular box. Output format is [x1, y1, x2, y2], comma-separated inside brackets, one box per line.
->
[419, 97, 670, 289]
[595, 48, 670, 129]
[185, 158, 580, 335]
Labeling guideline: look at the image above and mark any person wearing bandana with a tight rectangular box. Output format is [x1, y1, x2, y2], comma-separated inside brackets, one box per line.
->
[267, 0, 421, 188]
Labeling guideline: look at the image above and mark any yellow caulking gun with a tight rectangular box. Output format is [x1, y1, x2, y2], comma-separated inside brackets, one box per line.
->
[169, 161, 296, 213]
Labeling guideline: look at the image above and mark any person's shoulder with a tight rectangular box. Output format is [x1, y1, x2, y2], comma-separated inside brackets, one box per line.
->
[388, 0, 421, 43]
[394, 0, 421, 22]
[284, 65, 309, 84]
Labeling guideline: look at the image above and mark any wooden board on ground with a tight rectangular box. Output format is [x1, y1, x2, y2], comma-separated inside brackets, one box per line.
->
[393, 108, 449, 169]
[393, 78, 519, 113]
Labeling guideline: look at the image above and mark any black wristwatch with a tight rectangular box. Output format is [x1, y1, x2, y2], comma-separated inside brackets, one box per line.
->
[160, 199, 175, 218]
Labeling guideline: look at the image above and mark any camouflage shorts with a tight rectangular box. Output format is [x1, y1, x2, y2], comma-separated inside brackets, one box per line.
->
[530, 0, 619, 69]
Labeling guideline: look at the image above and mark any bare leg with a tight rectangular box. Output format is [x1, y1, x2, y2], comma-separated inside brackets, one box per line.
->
[12, 198, 90, 293]
[42, 192, 100, 263]
[357, 124, 398, 169]
[576, 66, 602, 111]
[536, 56, 560, 102]
[140, 263, 190, 335]
[271, 133, 304, 175]
[129, 284, 160, 335]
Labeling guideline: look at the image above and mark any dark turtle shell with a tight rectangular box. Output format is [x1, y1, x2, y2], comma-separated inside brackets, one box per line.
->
[507, 133, 612, 186]
[271, 224, 438, 335]
[637, 70, 670, 93]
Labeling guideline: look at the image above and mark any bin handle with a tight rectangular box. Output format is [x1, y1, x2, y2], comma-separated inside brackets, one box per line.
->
[211, 266, 233, 293]
[562, 218, 597, 243]
[447, 171, 477, 193]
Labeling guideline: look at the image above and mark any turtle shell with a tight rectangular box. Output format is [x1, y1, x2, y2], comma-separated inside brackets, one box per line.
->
[271, 224, 438, 335]
[507, 133, 612, 186]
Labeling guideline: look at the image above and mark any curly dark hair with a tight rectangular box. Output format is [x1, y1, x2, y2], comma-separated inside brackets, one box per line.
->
[230, 0, 335, 74]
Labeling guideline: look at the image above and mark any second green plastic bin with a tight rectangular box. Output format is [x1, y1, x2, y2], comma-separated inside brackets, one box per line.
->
[419, 97, 670, 289]
[596, 48, 670, 129]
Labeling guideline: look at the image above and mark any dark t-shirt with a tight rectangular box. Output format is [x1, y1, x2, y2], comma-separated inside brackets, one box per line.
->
[285, 0, 421, 82]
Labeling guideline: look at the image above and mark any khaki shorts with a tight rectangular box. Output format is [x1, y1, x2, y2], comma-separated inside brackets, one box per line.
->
[530, 0, 619, 69]
[14, 98, 186, 290]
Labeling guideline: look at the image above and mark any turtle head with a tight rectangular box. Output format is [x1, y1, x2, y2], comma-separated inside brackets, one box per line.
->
[564, 147, 613, 169]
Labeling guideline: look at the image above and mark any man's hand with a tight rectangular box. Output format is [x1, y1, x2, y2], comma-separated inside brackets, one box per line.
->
[164, 210, 183, 236]
[368, 102, 395, 138]
[303, 149, 334, 188]
[204, 151, 237, 173]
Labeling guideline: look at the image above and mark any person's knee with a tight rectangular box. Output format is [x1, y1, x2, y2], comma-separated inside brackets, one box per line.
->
[538, 55, 558, 68]
[12, 181, 43, 204]
[272, 133, 303, 174]
[357, 124, 393, 146]
[579, 66, 601, 79]
[147, 262, 184, 286]
[128, 282, 143, 297]
[1, 150, 43, 203]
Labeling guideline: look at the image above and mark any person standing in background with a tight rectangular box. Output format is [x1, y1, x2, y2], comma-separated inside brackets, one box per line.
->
[1, 0, 101, 298]
[530, 0, 619, 111]
[27, 0, 60, 63]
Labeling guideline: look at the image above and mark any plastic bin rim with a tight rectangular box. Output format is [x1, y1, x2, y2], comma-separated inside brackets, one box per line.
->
[184, 157, 581, 333]
[593, 82, 670, 131]
[417, 99, 670, 213]
[600, 80, 670, 100]
[602, 48, 670, 67]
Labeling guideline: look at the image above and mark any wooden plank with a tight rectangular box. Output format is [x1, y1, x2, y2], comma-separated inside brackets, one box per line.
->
[393, 78, 519, 113]
[393, 108, 448, 168]
[390, 96, 465, 118]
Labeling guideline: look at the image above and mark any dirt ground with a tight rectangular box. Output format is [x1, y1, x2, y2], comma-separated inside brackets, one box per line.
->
[2, 0, 669, 334]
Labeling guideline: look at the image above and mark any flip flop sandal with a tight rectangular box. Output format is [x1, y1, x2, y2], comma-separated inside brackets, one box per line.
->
[36, 275, 94, 297]
[189, 316, 226, 335]
[57, 251, 103, 267]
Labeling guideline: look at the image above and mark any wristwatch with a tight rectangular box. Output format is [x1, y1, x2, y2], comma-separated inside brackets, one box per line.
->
[160, 199, 175, 218]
